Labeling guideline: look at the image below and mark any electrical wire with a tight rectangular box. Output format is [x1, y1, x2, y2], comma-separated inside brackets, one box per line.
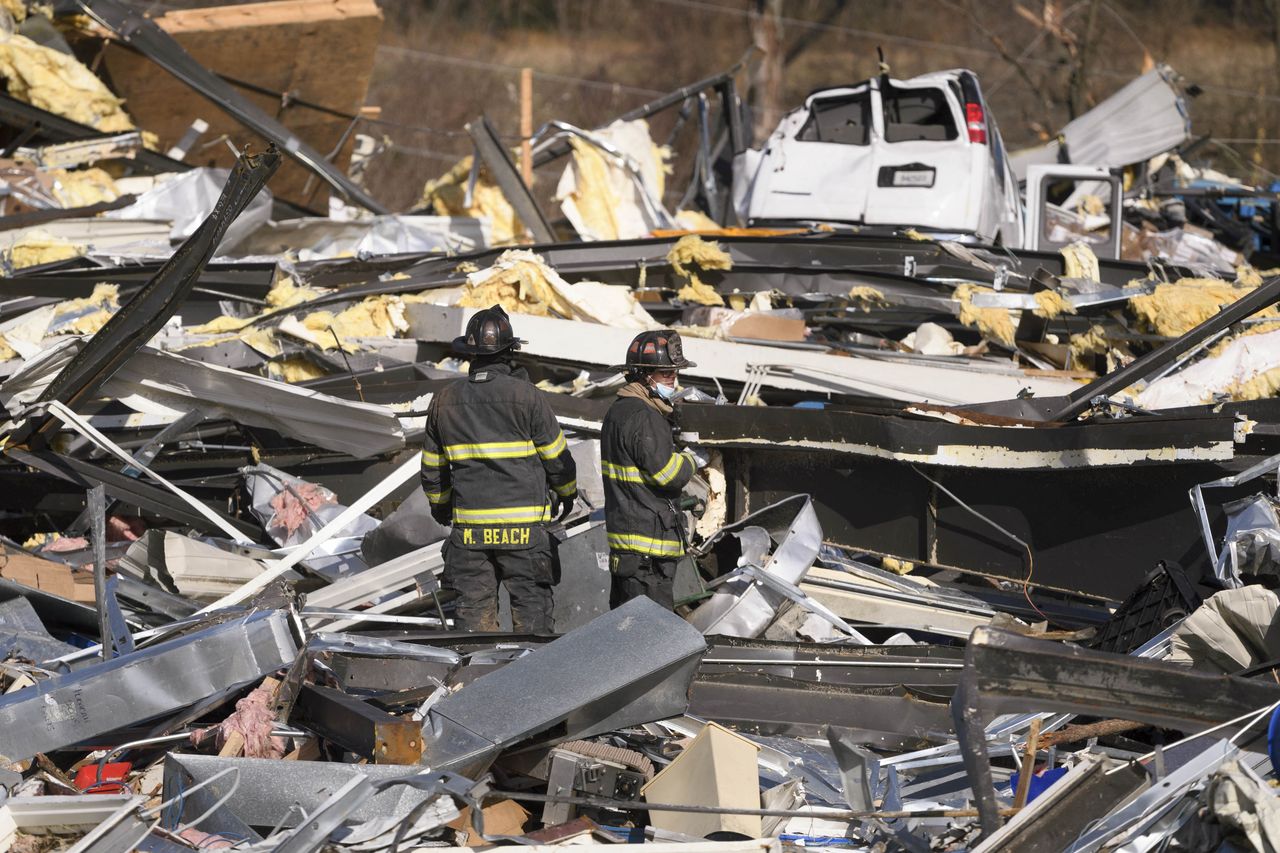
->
[910, 465, 1050, 622]
[376, 45, 666, 98]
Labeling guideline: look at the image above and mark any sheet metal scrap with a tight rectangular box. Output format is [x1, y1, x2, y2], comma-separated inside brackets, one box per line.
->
[0, 609, 298, 763]
[10, 145, 281, 447]
[419, 596, 707, 774]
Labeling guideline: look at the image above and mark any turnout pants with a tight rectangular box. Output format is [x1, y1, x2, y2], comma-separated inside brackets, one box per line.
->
[609, 552, 677, 611]
[443, 537, 554, 633]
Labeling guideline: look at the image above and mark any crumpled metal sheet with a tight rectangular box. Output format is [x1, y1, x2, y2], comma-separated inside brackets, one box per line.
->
[12, 148, 280, 449]
[0, 596, 78, 663]
[420, 596, 707, 775]
[104, 167, 272, 254]
[1010, 64, 1189, 179]
[687, 494, 823, 638]
[0, 610, 298, 763]
[162, 754, 444, 831]
[234, 215, 491, 260]
[0, 338, 405, 459]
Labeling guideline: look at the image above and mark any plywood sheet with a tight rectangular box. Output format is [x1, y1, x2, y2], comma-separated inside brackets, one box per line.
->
[100, 0, 382, 209]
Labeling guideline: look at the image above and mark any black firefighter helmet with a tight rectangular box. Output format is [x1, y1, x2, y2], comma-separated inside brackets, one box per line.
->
[609, 329, 697, 373]
[452, 304, 527, 356]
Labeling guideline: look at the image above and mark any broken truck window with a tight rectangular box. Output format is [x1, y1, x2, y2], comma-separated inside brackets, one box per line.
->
[881, 86, 958, 143]
[796, 93, 871, 145]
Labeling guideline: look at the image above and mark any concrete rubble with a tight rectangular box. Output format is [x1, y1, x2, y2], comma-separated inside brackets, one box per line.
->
[0, 1, 1279, 851]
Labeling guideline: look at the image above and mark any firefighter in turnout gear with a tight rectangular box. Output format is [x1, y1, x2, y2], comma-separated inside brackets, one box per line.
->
[420, 305, 577, 632]
[601, 330, 699, 610]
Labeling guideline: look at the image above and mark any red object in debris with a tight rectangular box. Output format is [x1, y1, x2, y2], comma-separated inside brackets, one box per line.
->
[75, 762, 132, 794]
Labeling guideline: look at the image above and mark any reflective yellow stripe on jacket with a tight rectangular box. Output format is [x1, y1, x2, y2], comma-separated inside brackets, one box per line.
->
[607, 531, 684, 557]
[551, 479, 577, 497]
[602, 453, 686, 487]
[537, 431, 568, 459]
[453, 504, 551, 524]
[424, 486, 452, 505]
[602, 461, 645, 483]
[651, 452, 688, 486]
[421, 449, 447, 467]
[444, 440, 535, 461]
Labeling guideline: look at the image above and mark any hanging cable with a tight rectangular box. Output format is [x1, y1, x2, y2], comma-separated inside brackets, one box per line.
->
[910, 465, 1050, 622]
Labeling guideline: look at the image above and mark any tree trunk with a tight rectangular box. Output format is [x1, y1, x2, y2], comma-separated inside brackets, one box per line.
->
[1067, 0, 1101, 119]
[750, 0, 785, 145]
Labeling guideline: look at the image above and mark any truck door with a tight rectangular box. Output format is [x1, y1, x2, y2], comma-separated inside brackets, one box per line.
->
[748, 86, 874, 224]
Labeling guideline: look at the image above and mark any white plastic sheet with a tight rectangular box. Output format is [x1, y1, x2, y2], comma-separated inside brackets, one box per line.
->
[105, 167, 273, 252]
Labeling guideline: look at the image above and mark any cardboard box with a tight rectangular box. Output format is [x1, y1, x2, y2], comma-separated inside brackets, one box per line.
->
[726, 312, 806, 342]
[0, 547, 98, 604]
[642, 721, 762, 838]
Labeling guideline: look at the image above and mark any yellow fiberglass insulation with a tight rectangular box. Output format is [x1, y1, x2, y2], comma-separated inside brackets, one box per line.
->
[187, 315, 252, 334]
[48, 167, 120, 209]
[52, 282, 118, 334]
[266, 276, 324, 309]
[1230, 367, 1280, 403]
[954, 284, 1015, 348]
[0, 335, 17, 361]
[693, 457, 727, 541]
[675, 209, 721, 232]
[270, 357, 328, 384]
[239, 327, 281, 358]
[301, 296, 409, 343]
[5, 229, 81, 270]
[1032, 290, 1077, 319]
[1068, 324, 1110, 371]
[563, 136, 621, 240]
[882, 556, 915, 575]
[848, 285, 886, 312]
[0, 35, 135, 133]
[1128, 277, 1273, 338]
[667, 234, 731, 306]
[1237, 265, 1264, 287]
[458, 251, 577, 319]
[1060, 241, 1100, 282]
[1079, 194, 1105, 216]
[420, 156, 525, 246]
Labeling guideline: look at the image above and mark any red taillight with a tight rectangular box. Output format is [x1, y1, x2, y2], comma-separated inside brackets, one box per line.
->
[965, 102, 987, 144]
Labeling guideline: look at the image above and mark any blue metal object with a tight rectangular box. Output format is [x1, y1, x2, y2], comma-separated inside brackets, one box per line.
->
[1267, 703, 1280, 774]
[1008, 766, 1068, 804]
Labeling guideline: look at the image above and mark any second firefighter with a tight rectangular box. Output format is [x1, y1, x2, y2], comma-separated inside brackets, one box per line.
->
[601, 329, 702, 610]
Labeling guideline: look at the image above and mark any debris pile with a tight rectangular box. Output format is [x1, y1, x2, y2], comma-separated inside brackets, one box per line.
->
[2, 2, 1280, 850]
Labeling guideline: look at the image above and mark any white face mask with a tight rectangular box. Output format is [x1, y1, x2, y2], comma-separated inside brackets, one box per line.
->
[653, 380, 678, 400]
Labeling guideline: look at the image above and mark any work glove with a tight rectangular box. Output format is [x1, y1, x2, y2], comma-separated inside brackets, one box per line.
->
[685, 446, 711, 469]
[552, 492, 576, 523]
[429, 503, 452, 527]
